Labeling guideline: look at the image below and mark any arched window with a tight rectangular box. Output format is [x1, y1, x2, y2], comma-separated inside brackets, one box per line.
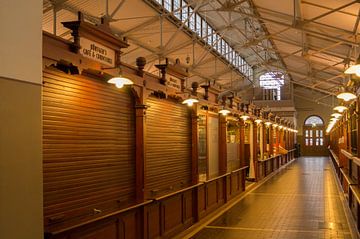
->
[303, 115, 325, 147]
[304, 116, 324, 127]
[259, 72, 284, 101]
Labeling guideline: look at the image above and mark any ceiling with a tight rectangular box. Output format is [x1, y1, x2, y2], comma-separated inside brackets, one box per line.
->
[42, 0, 360, 105]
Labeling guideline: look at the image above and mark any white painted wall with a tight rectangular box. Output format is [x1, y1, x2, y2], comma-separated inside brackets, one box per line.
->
[0, 0, 42, 84]
[0, 1, 43, 239]
[294, 96, 333, 136]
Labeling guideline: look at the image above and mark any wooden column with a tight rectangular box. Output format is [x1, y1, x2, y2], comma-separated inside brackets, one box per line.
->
[269, 125, 274, 156]
[191, 107, 199, 184]
[219, 115, 227, 174]
[262, 123, 266, 159]
[239, 121, 245, 167]
[275, 127, 279, 154]
[252, 122, 259, 181]
[135, 102, 147, 202]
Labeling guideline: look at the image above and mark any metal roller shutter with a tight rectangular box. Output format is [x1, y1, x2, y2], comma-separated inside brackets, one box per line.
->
[42, 69, 135, 227]
[145, 96, 192, 197]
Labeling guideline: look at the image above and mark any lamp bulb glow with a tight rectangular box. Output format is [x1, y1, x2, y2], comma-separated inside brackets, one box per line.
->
[115, 83, 124, 88]
[182, 98, 199, 107]
[108, 76, 133, 89]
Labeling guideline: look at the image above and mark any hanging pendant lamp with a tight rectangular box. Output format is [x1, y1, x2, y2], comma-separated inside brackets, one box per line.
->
[182, 96, 199, 106]
[219, 108, 231, 116]
[345, 55, 360, 77]
[331, 113, 342, 118]
[333, 105, 348, 113]
[240, 114, 249, 121]
[337, 91, 356, 101]
[107, 66, 133, 88]
[108, 76, 133, 88]
[265, 121, 272, 126]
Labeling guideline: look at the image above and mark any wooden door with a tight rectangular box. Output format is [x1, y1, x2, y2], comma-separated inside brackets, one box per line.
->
[303, 126, 327, 156]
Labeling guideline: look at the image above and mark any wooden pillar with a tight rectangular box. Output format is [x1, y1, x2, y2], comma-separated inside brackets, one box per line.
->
[278, 129, 282, 148]
[219, 115, 227, 174]
[239, 121, 245, 166]
[275, 127, 279, 154]
[135, 103, 146, 202]
[252, 123, 259, 181]
[261, 123, 266, 160]
[269, 125, 274, 156]
[191, 107, 199, 184]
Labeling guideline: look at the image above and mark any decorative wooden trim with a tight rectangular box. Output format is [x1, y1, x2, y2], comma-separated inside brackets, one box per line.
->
[46, 200, 152, 236]
[153, 183, 202, 201]
[62, 12, 129, 53]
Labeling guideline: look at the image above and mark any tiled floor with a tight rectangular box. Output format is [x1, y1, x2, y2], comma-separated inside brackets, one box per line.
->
[191, 157, 357, 239]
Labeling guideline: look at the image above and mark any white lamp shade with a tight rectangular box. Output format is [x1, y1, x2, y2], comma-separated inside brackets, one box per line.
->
[219, 109, 231, 116]
[108, 76, 133, 88]
[344, 64, 360, 74]
[182, 98, 199, 106]
[337, 92, 356, 101]
[333, 106, 347, 113]
[331, 113, 342, 118]
[240, 115, 249, 121]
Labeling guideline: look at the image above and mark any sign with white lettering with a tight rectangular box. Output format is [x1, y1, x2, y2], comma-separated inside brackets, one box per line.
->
[166, 75, 182, 91]
[80, 38, 115, 67]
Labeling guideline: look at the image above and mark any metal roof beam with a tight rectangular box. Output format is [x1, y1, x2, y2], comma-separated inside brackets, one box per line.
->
[230, 7, 357, 46]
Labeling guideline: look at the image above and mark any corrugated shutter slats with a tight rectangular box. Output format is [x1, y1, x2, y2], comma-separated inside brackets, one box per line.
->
[43, 70, 135, 226]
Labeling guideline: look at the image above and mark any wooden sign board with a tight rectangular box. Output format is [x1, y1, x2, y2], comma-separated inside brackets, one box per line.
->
[80, 38, 115, 67]
[166, 75, 182, 91]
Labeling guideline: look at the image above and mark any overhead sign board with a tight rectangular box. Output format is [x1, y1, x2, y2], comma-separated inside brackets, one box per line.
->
[80, 38, 115, 67]
[166, 75, 182, 91]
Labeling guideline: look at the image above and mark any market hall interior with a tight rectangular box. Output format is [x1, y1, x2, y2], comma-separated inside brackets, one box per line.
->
[1, 0, 360, 239]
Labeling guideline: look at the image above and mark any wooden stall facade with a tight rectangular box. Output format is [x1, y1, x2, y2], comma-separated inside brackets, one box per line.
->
[329, 98, 360, 233]
[42, 18, 297, 239]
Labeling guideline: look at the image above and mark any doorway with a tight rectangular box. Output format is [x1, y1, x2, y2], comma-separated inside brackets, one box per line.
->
[302, 115, 328, 156]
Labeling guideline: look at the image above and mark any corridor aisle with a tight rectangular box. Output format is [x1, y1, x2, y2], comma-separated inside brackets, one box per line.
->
[191, 157, 357, 239]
